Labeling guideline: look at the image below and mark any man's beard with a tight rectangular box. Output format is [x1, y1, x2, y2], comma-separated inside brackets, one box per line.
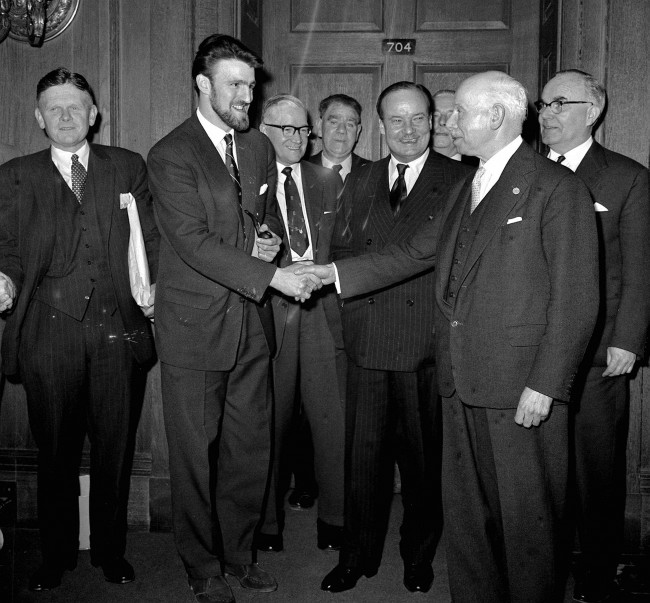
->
[211, 97, 249, 131]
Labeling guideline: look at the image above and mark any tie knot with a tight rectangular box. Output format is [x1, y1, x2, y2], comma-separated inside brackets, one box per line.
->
[332, 164, 342, 173]
[72, 154, 80, 164]
[396, 163, 408, 177]
[282, 166, 292, 177]
[224, 133, 233, 148]
[556, 155, 566, 164]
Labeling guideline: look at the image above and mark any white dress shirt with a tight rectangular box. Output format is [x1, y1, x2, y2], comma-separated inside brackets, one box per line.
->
[474, 135, 524, 206]
[547, 137, 593, 173]
[388, 148, 430, 195]
[321, 153, 353, 182]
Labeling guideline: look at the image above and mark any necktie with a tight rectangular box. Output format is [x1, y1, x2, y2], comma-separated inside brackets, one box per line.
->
[71, 154, 87, 203]
[282, 167, 309, 256]
[556, 155, 566, 164]
[223, 133, 242, 205]
[332, 163, 344, 184]
[470, 166, 486, 214]
[389, 163, 408, 217]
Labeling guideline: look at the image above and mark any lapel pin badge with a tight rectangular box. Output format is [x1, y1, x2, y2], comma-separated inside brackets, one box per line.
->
[512, 187, 520, 195]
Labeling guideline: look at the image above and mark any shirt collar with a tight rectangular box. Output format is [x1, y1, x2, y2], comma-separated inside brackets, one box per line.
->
[547, 137, 593, 172]
[277, 161, 302, 183]
[51, 141, 90, 170]
[321, 153, 352, 173]
[389, 148, 429, 177]
[196, 108, 233, 148]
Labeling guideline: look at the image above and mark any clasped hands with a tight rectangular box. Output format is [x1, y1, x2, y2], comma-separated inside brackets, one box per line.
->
[0, 273, 16, 313]
[270, 262, 336, 302]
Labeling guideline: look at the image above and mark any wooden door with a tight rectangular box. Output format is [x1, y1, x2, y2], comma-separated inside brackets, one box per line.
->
[262, 0, 540, 160]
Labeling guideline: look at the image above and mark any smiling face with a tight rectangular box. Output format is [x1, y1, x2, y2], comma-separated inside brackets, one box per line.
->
[197, 58, 256, 132]
[539, 72, 600, 154]
[261, 101, 309, 166]
[379, 88, 432, 163]
[319, 101, 361, 162]
[35, 83, 97, 152]
[432, 93, 457, 157]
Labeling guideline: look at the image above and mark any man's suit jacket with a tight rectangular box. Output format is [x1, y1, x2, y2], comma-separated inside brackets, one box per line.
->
[308, 151, 370, 174]
[574, 142, 650, 366]
[148, 114, 282, 371]
[0, 144, 159, 376]
[273, 160, 343, 352]
[335, 142, 600, 408]
[331, 152, 471, 372]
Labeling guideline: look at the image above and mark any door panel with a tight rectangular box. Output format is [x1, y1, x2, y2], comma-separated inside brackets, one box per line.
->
[263, 0, 539, 160]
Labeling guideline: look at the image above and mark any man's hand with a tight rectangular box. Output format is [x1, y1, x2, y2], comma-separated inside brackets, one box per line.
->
[602, 346, 637, 377]
[0, 273, 16, 313]
[143, 283, 155, 319]
[270, 265, 322, 302]
[257, 227, 282, 263]
[514, 387, 553, 428]
[293, 263, 336, 285]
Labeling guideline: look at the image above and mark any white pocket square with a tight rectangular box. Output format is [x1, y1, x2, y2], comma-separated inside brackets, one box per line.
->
[507, 217, 522, 224]
[120, 192, 135, 209]
[594, 202, 608, 212]
[259, 184, 268, 195]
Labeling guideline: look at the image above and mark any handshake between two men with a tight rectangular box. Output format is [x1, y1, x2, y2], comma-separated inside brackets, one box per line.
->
[270, 262, 336, 302]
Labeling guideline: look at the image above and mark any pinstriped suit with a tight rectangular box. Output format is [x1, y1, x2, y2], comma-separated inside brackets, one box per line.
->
[330, 151, 471, 571]
[0, 144, 159, 569]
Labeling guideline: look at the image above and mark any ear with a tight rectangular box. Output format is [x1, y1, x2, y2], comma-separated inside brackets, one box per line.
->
[315, 117, 323, 138]
[586, 104, 601, 127]
[378, 118, 385, 137]
[35, 107, 46, 130]
[259, 122, 268, 136]
[428, 114, 433, 130]
[490, 104, 506, 130]
[196, 74, 211, 97]
[89, 104, 98, 127]
[355, 124, 362, 142]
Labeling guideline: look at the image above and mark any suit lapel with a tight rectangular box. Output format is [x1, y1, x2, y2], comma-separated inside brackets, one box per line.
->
[87, 145, 116, 247]
[300, 161, 323, 253]
[575, 141, 607, 189]
[458, 144, 535, 287]
[367, 158, 395, 243]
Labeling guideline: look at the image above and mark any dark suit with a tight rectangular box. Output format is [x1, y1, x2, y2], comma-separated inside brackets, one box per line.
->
[335, 141, 600, 602]
[263, 160, 346, 532]
[0, 144, 159, 568]
[569, 142, 650, 580]
[147, 113, 282, 578]
[330, 151, 471, 572]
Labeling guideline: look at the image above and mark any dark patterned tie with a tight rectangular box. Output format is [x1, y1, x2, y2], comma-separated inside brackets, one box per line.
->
[556, 155, 566, 164]
[389, 163, 408, 216]
[71, 154, 87, 203]
[282, 167, 309, 256]
[224, 133, 242, 205]
[332, 163, 344, 184]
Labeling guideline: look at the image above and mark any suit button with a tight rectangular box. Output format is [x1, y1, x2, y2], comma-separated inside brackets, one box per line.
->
[451, 320, 459, 327]
[366, 238, 372, 245]
[368, 298, 375, 304]
[239, 297, 245, 303]
[458, 242, 465, 248]
[454, 258, 460, 264]
[406, 299, 414, 306]
[450, 275, 457, 281]
[449, 292, 455, 298]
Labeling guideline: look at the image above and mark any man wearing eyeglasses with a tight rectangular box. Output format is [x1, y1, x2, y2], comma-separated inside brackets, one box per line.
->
[320, 81, 471, 595]
[257, 94, 346, 555]
[539, 69, 650, 603]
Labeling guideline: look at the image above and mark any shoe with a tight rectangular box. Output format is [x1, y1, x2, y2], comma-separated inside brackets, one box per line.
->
[188, 575, 235, 603]
[28, 564, 70, 591]
[288, 489, 315, 510]
[100, 557, 135, 584]
[320, 563, 377, 592]
[254, 532, 284, 552]
[573, 577, 616, 602]
[317, 518, 344, 551]
[224, 563, 277, 592]
[403, 561, 434, 592]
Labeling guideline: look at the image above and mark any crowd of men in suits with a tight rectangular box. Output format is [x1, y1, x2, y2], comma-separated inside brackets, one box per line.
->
[0, 31, 648, 603]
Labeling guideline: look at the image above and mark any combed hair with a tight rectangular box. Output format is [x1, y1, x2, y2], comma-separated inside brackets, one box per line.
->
[36, 67, 96, 104]
[318, 94, 362, 120]
[555, 69, 607, 110]
[261, 94, 307, 122]
[376, 81, 432, 119]
[433, 89, 455, 99]
[475, 72, 528, 124]
[192, 34, 262, 91]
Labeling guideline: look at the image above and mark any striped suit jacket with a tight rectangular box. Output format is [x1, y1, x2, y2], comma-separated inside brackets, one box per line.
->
[331, 151, 471, 372]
